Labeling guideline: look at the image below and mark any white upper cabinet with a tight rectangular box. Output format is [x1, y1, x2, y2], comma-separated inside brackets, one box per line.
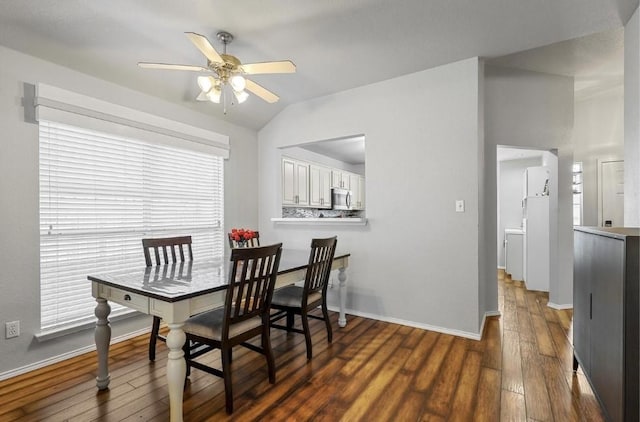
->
[282, 157, 309, 207]
[331, 169, 350, 189]
[354, 174, 365, 210]
[349, 173, 365, 210]
[309, 164, 332, 208]
[283, 156, 364, 210]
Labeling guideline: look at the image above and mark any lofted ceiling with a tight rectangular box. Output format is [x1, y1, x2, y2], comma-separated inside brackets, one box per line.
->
[0, 1, 637, 130]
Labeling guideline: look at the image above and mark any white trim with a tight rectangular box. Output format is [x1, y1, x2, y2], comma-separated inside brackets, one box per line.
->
[547, 302, 573, 310]
[0, 327, 150, 382]
[497, 265, 506, 270]
[31, 83, 230, 158]
[328, 306, 500, 341]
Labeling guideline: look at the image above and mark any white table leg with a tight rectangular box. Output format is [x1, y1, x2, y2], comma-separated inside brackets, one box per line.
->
[94, 297, 111, 390]
[338, 267, 347, 327]
[166, 322, 187, 422]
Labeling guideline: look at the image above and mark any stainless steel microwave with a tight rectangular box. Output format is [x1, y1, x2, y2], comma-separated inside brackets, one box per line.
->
[332, 188, 352, 210]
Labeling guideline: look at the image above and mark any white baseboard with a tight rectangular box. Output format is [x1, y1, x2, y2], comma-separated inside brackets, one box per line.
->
[0, 328, 150, 382]
[329, 306, 500, 341]
[547, 302, 573, 310]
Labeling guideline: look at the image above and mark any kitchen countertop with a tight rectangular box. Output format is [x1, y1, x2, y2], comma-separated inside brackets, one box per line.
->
[574, 226, 639, 240]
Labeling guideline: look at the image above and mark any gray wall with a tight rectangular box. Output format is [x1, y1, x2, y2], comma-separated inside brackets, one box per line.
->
[625, 7, 640, 227]
[258, 57, 489, 337]
[484, 65, 575, 307]
[0, 45, 259, 375]
[573, 87, 624, 226]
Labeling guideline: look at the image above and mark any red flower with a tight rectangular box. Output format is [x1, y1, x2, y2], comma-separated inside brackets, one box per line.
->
[231, 228, 255, 243]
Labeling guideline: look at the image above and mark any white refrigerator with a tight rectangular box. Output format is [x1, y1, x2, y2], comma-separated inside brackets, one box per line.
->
[522, 195, 550, 292]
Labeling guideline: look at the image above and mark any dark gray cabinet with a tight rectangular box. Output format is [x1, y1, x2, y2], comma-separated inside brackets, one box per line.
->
[573, 227, 639, 422]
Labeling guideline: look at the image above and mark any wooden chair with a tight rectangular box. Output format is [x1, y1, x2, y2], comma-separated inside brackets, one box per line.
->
[228, 230, 260, 248]
[183, 243, 283, 414]
[270, 236, 337, 360]
[141, 235, 193, 361]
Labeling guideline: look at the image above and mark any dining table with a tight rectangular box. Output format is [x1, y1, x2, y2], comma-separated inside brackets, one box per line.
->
[88, 248, 350, 422]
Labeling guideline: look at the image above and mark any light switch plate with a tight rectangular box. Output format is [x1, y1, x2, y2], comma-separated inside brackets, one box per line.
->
[455, 200, 465, 212]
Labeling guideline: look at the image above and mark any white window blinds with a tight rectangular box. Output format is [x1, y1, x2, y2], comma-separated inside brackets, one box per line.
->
[39, 120, 224, 332]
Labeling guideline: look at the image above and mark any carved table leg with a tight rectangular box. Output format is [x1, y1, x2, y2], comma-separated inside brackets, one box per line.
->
[338, 267, 348, 328]
[94, 298, 111, 390]
[166, 322, 187, 422]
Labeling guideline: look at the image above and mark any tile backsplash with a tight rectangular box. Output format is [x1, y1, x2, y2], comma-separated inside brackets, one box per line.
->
[282, 208, 363, 218]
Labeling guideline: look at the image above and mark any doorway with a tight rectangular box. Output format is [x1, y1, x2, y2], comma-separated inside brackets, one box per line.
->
[497, 146, 557, 294]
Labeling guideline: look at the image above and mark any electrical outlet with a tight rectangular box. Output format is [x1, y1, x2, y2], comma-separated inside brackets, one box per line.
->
[6, 321, 20, 339]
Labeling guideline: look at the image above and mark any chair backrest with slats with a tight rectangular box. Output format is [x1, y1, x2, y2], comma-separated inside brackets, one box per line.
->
[142, 236, 193, 267]
[223, 243, 282, 339]
[303, 237, 337, 304]
[228, 231, 260, 248]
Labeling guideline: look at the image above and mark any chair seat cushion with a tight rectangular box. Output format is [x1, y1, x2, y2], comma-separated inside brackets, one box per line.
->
[271, 285, 322, 308]
[183, 308, 263, 341]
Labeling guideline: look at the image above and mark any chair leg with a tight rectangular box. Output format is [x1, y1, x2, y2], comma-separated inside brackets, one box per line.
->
[286, 311, 294, 332]
[262, 325, 276, 384]
[149, 316, 161, 361]
[301, 309, 313, 360]
[322, 302, 333, 343]
[221, 346, 233, 414]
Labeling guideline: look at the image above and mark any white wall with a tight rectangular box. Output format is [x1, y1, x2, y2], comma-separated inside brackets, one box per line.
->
[625, 7, 640, 227]
[484, 65, 575, 307]
[497, 157, 543, 268]
[573, 87, 624, 226]
[0, 45, 259, 375]
[258, 58, 489, 337]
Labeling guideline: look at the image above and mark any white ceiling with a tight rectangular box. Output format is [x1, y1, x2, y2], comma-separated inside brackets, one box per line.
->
[0, 0, 636, 130]
[298, 135, 366, 165]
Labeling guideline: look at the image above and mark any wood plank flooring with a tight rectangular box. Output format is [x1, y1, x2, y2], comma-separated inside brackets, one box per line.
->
[0, 272, 605, 421]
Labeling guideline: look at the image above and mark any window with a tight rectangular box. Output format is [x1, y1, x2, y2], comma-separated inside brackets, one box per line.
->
[572, 162, 583, 225]
[39, 120, 224, 332]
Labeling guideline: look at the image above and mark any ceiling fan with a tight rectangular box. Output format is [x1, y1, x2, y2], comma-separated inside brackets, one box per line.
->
[138, 31, 296, 112]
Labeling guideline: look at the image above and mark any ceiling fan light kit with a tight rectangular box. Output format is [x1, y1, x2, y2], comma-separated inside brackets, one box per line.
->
[138, 30, 296, 114]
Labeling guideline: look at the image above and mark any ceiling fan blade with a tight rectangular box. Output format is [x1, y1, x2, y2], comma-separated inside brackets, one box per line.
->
[138, 62, 209, 72]
[185, 32, 223, 64]
[245, 79, 279, 103]
[241, 60, 296, 75]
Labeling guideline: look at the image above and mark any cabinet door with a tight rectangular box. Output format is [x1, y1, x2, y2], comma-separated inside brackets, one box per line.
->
[331, 170, 343, 189]
[590, 236, 624, 422]
[349, 173, 360, 209]
[310, 165, 331, 208]
[358, 176, 365, 209]
[282, 158, 297, 206]
[573, 230, 592, 373]
[320, 166, 331, 208]
[283, 158, 309, 207]
[295, 161, 309, 206]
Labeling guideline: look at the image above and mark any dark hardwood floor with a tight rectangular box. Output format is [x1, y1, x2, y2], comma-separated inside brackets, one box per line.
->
[0, 272, 605, 421]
